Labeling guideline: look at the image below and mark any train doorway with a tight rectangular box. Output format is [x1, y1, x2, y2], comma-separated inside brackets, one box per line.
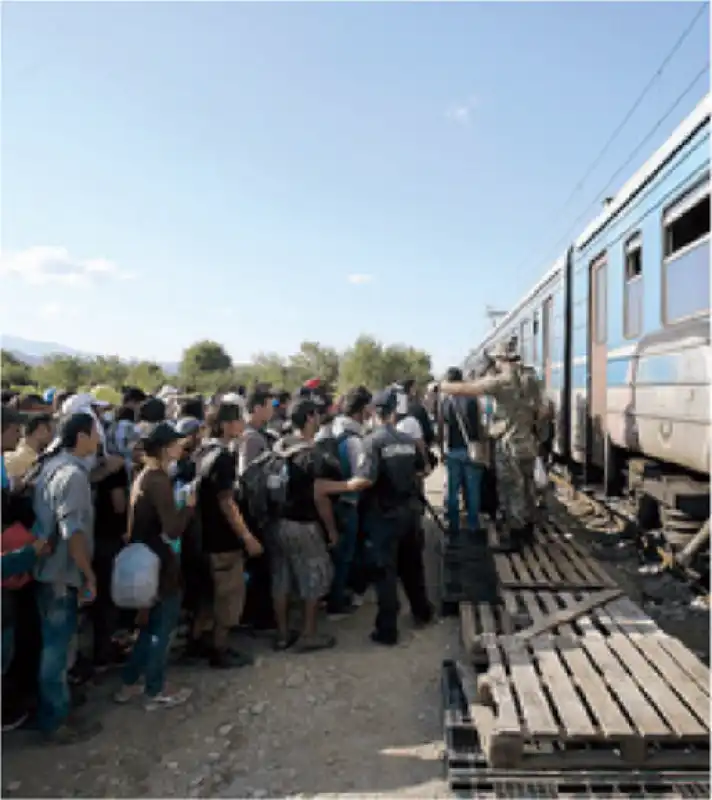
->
[588, 253, 608, 470]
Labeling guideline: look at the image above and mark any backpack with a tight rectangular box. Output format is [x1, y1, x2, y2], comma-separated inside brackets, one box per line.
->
[237, 440, 313, 531]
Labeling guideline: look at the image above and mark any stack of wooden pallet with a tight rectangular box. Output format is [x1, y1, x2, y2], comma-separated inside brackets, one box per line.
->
[442, 524, 711, 797]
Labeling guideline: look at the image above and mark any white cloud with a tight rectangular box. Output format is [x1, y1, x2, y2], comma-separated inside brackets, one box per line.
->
[0, 246, 135, 286]
[38, 301, 63, 320]
[347, 273, 374, 285]
[446, 95, 478, 126]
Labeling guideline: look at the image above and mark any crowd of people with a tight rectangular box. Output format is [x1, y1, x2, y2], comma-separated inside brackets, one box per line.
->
[1, 377, 440, 745]
[1, 340, 549, 749]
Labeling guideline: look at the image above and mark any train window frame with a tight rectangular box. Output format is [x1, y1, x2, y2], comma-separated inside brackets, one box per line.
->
[542, 297, 552, 367]
[519, 319, 531, 363]
[532, 311, 540, 363]
[623, 231, 643, 340]
[590, 252, 607, 345]
[661, 174, 711, 326]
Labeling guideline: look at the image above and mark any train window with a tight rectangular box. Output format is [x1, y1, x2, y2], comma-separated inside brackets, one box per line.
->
[624, 233, 643, 339]
[532, 311, 539, 362]
[663, 176, 710, 323]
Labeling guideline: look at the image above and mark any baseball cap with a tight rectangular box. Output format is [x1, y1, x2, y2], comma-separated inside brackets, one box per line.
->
[61, 392, 110, 417]
[371, 389, 398, 413]
[139, 421, 185, 448]
[175, 416, 202, 437]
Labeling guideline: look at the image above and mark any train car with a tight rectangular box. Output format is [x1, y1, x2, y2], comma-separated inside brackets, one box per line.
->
[571, 94, 710, 533]
[463, 93, 710, 543]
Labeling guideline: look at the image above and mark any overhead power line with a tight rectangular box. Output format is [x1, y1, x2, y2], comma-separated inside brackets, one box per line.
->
[531, 62, 710, 263]
[509, 2, 708, 276]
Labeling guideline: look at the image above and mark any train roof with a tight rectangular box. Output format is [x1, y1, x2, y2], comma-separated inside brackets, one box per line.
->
[469, 252, 566, 361]
[577, 93, 711, 249]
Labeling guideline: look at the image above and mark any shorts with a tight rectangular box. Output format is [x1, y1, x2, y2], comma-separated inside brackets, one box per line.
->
[270, 519, 333, 601]
[210, 551, 245, 631]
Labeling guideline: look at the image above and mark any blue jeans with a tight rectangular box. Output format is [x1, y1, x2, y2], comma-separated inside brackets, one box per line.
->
[36, 583, 79, 733]
[446, 448, 483, 533]
[329, 502, 359, 610]
[122, 594, 181, 697]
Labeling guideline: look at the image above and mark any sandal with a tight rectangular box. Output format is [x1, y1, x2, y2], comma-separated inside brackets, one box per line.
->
[144, 686, 192, 711]
[273, 631, 300, 652]
[114, 683, 144, 704]
[295, 633, 336, 653]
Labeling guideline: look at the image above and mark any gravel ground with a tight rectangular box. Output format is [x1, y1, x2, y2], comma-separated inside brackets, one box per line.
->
[2, 471, 456, 799]
[548, 486, 710, 665]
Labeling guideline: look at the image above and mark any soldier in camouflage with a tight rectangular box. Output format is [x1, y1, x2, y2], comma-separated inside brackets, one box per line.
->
[440, 339, 543, 550]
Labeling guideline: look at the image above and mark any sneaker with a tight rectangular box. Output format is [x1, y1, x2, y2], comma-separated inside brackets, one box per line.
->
[2, 707, 29, 733]
[144, 687, 192, 711]
[42, 719, 102, 745]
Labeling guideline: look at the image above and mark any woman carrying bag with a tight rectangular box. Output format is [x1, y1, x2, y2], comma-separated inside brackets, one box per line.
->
[115, 422, 196, 710]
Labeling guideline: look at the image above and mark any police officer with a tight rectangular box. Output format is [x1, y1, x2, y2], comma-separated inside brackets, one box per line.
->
[327, 389, 432, 645]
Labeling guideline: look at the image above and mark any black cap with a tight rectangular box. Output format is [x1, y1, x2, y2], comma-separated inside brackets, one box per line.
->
[139, 421, 185, 448]
[371, 389, 397, 413]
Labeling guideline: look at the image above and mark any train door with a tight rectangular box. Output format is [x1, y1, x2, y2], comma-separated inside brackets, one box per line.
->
[542, 297, 552, 388]
[588, 253, 608, 469]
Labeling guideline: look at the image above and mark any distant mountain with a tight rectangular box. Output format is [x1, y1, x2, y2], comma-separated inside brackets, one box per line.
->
[1, 334, 179, 374]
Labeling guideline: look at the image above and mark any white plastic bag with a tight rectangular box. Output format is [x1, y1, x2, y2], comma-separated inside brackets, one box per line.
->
[111, 542, 160, 609]
[533, 457, 548, 490]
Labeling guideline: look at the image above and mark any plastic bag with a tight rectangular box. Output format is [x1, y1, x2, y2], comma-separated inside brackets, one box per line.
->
[111, 542, 160, 609]
[533, 457, 548, 490]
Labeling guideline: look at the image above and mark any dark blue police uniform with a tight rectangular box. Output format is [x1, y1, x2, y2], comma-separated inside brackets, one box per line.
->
[356, 391, 432, 645]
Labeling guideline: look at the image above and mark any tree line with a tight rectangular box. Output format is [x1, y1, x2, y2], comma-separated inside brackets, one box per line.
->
[1, 336, 434, 397]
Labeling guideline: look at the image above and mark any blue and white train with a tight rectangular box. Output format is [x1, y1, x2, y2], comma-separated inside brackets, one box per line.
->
[465, 94, 710, 538]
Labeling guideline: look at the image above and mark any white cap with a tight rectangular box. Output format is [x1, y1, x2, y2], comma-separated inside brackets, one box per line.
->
[158, 384, 179, 399]
[221, 392, 245, 408]
[61, 392, 110, 417]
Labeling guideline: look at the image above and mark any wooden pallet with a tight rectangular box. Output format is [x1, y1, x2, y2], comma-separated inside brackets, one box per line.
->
[441, 660, 711, 797]
[493, 526, 618, 591]
[460, 603, 710, 771]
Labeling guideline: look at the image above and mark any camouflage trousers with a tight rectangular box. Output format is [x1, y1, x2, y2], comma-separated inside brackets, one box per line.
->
[494, 442, 537, 531]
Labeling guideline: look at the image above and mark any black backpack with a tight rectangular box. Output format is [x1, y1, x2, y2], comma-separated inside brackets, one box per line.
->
[236, 440, 313, 532]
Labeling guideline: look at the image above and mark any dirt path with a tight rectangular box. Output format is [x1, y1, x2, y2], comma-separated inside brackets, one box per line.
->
[2, 474, 455, 799]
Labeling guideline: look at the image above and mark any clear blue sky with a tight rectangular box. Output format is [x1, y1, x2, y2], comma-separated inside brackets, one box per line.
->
[2, 1, 709, 372]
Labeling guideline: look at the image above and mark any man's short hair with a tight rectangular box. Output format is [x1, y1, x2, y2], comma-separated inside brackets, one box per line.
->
[247, 388, 272, 413]
[26, 414, 53, 436]
[289, 399, 317, 430]
[138, 397, 166, 423]
[344, 387, 372, 417]
[445, 367, 463, 382]
[59, 413, 95, 449]
[402, 378, 416, 394]
[180, 397, 204, 421]
[122, 387, 147, 405]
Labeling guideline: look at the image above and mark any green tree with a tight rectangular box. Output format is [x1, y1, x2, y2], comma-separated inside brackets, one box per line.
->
[180, 340, 232, 385]
[1, 350, 34, 387]
[289, 341, 340, 390]
[337, 335, 386, 392]
[124, 361, 167, 393]
[88, 355, 129, 388]
[33, 355, 91, 391]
